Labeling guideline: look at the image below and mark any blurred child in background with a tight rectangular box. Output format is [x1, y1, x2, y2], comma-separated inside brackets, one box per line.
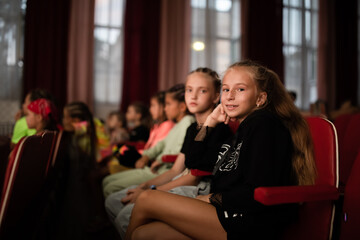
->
[25, 98, 59, 133]
[11, 88, 55, 148]
[108, 91, 175, 173]
[106, 110, 129, 145]
[125, 102, 151, 143]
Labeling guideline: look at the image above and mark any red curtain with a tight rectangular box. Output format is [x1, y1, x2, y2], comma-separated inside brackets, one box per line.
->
[120, 0, 161, 111]
[241, 0, 284, 82]
[317, 0, 337, 111]
[158, 0, 191, 91]
[23, 0, 71, 111]
[318, 0, 358, 111]
[333, 0, 358, 108]
[67, 0, 95, 111]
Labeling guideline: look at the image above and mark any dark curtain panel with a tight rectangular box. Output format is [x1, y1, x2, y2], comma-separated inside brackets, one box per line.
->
[334, 0, 358, 109]
[23, 0, 70, 112]
[318, 0, 337, 111]
[67, 0, 95, 111]
[241, 0, 284, 82]
[318, 0, 358, 111]
[120, 0, 161, 111]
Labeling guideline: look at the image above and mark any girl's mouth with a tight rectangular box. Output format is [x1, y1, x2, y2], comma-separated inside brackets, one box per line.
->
[225, 104, 238, 110]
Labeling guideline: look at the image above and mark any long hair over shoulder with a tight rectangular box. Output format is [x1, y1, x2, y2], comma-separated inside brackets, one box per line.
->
[228, 60, 317, 185]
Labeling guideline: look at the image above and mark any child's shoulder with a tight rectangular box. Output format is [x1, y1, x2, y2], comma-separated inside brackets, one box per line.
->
[159, 120, 175, 129]
[181, 115, 196, 124]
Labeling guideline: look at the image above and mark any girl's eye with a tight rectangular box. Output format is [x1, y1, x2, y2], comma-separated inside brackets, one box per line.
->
[186, 89, 192, 92]
[200, 90, 207, 93]
[222, 89, 229, 92]
[237, 88, 245, 92]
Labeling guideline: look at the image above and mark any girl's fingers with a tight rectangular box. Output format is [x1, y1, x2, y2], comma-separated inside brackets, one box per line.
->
[224, 115, 230, 124]
[219, 105, 225, 115]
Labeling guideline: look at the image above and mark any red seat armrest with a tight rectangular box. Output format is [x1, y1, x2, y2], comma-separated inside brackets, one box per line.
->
[162, 155, 178, 163]
[254, 185, 339, 206]
[124, 141, 146, 151]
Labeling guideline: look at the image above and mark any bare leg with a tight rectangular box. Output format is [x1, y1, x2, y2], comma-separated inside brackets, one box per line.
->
[125, 190, 226, 240]
[132, 221, 192, 240]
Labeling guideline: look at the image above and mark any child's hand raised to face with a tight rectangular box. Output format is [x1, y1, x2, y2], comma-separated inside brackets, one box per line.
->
[204, 104, 231, 127]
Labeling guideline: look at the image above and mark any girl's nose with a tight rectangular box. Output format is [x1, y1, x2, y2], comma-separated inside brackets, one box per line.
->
[226, 90, 235, 100]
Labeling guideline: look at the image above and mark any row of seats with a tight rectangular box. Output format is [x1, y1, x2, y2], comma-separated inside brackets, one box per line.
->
[0, 116, 359, 239]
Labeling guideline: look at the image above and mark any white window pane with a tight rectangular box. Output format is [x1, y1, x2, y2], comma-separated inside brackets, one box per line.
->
[283, 8, 289, 43]
[289, 9, 302, 45]
[191, 0, 240, 74]
[283, 0, 318, 110]
[109, 28, 120, 45]
[95, 0, 110, 26]
[192, 8, 206, 36]
[0, 0, 23, 102]
[311, 12, 318, 47]
[217, 11, 230, 37]
[110, 0, 123, 27]
[231, 0, 240, 39]
[93, 0, 124, 119]
[191, 0, 206, 9]
[289, 0, 301, 7]
[216, 0, 232, 12]
[284, 46, 302, 106]
[216, 39, 230, 71]
[305, 11, 311, 42]
[312, 0, 318, 10]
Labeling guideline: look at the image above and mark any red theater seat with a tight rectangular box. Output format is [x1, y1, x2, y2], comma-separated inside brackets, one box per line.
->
[254, 117, 339, 240]
[0, 131, 62, 238]
[338, 113, 360, 188]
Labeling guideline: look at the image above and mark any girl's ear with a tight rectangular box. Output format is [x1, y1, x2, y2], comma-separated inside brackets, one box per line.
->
[35, 114, 43, 122]
[179, 102, 187, 113]
[256, 92, 267, 107]
[213, 92, 220, 104]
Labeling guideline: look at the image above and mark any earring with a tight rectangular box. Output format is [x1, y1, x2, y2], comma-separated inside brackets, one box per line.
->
[256, 103, 259, 107]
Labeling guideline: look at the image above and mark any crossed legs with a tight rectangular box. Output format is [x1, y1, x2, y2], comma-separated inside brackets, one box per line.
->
[125, 190, 226, 240]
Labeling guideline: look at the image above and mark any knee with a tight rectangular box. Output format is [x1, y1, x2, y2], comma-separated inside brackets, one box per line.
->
[136, 189, 154, 204]
[132, 225, 151, 240]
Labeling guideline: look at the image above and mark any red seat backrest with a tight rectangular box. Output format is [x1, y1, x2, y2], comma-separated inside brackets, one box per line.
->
[339, 113, 360, 187]
[282, 117, 338, 240]
[333, 113, 353, 150]
[306, 117, 338, 186]
[0, 131, 61, 238]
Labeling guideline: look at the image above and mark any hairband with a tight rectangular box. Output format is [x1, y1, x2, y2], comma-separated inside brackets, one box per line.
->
[27, 98, 55, 120]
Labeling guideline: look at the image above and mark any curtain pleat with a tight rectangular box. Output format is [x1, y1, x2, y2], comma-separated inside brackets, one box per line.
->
[120, 0, 161, 111]
[67, 0, 95, 111]
[158, 0, 191, 91]
[23, 0, 71, 111]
